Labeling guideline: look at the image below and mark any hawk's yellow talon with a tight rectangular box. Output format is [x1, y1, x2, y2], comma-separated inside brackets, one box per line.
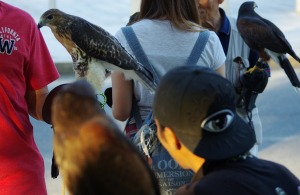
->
[244, 65, 263, 74]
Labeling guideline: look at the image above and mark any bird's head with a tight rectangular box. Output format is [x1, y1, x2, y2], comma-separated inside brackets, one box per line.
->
[238, 1, 258, 16]
[38, 9, 67, 29]
[253, 2, 258, 9]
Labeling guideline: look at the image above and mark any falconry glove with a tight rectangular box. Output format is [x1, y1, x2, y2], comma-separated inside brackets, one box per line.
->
[238, 62, 269, 114]
[242, 61, 269, 93]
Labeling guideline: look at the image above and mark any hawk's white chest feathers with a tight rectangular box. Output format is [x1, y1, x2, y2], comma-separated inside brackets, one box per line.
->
[86, 59, 106, 94]
[71, 47, 106, 94]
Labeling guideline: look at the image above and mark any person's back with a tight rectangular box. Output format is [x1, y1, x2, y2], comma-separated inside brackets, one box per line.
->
[116, 19, 223, 78]
[112, 0, 226, 136]
[111, 1, 226, 194]
[114, 19, 225, 124]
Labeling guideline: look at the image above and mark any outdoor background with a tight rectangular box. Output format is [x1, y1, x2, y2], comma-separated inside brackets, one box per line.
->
[2, 0, 300, 194]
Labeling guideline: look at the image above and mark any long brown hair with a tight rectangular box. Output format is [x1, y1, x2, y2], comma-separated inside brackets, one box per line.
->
[139, 0, 202, 32]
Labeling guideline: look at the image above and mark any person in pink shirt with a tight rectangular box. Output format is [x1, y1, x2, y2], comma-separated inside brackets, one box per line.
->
[0, 1, 60, 194]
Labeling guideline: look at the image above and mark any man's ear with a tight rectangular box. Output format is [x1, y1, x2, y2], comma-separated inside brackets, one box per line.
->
[155, 119, 181, 151]
[163, 127, 182, 150]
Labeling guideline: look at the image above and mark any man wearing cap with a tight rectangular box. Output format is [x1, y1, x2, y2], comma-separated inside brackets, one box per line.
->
[197, 0, 271, 156]
[153, 66, 300, 194]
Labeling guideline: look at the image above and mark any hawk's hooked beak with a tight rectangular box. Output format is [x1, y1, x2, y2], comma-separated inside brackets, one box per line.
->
[38, 19, 45, 30]
[253, 3, 258, 9]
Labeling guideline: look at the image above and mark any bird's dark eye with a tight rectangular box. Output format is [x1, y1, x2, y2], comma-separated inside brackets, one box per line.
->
[201, 109, 234, 132]
[47, 15, 54, 20]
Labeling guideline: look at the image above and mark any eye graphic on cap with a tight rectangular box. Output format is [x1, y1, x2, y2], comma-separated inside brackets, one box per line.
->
[201, 109, 234, 132]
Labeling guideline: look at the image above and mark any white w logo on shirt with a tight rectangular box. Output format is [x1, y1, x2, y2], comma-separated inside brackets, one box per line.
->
[0, 37, 15, 55]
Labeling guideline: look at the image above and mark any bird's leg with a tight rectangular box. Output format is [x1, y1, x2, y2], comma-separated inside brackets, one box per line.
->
[244, 58, 263, 74]
[256, 57, 266, 69]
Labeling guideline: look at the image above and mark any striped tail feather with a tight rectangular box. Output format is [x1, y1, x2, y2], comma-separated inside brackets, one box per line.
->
[133, 69, 157, 93]
[125, 60, 157, 93]
[101, 60, 157, 92]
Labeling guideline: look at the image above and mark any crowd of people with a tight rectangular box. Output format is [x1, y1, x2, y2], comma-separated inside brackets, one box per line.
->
[0, 0, 299, 194]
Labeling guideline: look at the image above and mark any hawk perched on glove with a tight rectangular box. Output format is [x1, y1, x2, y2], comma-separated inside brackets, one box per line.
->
[38, 9, 156, 93]
[237, 1, 300, 92]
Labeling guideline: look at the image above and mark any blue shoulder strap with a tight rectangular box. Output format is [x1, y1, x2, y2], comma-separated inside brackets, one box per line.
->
[186, 30, 210, 66]
[122, 27, 160, 85]
[121, 27, 210, 129]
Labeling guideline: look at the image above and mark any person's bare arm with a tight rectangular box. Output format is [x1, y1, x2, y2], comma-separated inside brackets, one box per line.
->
[111, 72, 133, 121]
[215, 63, 225, 77]
[25, 86, 49, 121]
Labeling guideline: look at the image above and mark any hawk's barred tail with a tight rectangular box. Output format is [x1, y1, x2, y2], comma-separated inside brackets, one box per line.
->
[135, 71, 157, 93]
[279, 57, 300, 93]
[134, 70, 157, 93]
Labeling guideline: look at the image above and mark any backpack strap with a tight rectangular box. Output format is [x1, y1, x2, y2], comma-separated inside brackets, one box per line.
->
[121, 27, 160, 84]
[121, 27, 210, 130]
[186, 30, 210, 66]
[122, 26, 160, 129]
[131, 90, 143, 129]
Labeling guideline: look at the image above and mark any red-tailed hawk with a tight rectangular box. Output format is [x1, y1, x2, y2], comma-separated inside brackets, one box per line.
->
[237, 1, 300, 92]
[38, 9, 156, 93]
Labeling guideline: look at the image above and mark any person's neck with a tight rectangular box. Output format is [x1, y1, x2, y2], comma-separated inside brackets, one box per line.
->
[189, 155, 205, 173]
[202, 10, 222, 33]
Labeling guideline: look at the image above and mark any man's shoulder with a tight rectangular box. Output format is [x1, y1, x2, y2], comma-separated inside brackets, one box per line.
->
[131, 19, 157, 29]
[175, 182, 197, 195]
[226, 15, 237, 21]
[2, 2, 34, 20]
[179, 166, 242, 195]
[175, 172, 231, 195]
[219, 8, 236, 26]
[175, 158, 300, 195]
[226, 15, 238, 31]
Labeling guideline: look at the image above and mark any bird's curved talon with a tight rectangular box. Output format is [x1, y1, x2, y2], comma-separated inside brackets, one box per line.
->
[244, 65, 263, 74]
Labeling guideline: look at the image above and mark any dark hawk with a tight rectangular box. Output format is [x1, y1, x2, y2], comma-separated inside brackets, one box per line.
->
[38, 9, 156, 94]
[237, 1, 300, 92]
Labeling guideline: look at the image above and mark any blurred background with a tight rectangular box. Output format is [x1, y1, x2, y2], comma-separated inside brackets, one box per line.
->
[1, 0, 300, 194]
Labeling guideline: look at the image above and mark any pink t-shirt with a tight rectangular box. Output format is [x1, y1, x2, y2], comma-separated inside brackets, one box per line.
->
[0, 2, 59, 194]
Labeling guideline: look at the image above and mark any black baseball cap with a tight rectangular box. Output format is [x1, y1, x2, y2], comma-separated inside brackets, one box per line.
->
[153, 66, 256, 160]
